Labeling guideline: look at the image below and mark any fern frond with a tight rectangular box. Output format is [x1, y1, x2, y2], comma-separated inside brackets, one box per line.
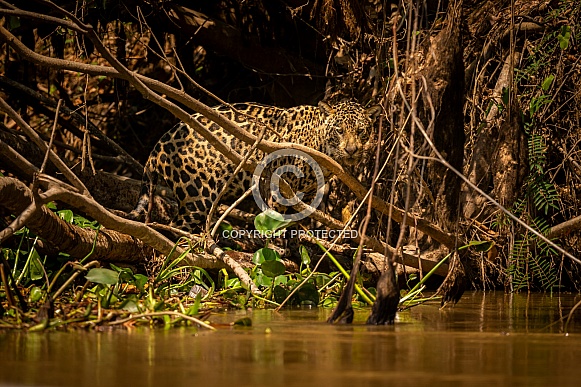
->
[528, 133, 547, 173]
[529, 255, 559, 291]
[509, 237, 531, 291]
[531, 217, 551, 234]
[530, 178, 559, 214]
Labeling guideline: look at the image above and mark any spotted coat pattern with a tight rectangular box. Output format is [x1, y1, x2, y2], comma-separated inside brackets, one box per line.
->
[129, 101, 379, 231]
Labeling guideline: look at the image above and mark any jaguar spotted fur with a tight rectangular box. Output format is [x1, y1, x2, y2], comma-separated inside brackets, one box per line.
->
[129, 101, 379, 232]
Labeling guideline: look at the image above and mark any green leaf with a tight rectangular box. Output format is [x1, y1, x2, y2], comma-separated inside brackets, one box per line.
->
[29, 250, 43, 281]
[57, 209, 74, 223]
[254, 272, 272, 287]
[111, 265, 136, 284]
[254, 209, 290, 234]
[119, 297, 140, 313]
[322, 297, 336, 308]
[252, 247, 280, 264]
[233, 317, 252, 326]
[7, 16, 20, 30]
[73, 214, 99, 228]
[296, 283, 319, 305]
[226, 278, 240, 288]
[29, 286, 43, 303]
[188, 294, 202, 315]
[461, 240, 494, 252]
[313, 274, 328, 288]
[273, 285, 289, 304]
[109, 263, 124, 273]
[558, 25, 571, 50]
[529, 95, 552, 117]
[299, 245, 311, 266]
[273, 275, 287, 286]
[134, 274, 148, 292]
[541, 75, 555, 92]
[219, 222, 233, 237]
[501, 86, 509, 106]
[86, 268, 119, 285]
[261, 260, 286, 278]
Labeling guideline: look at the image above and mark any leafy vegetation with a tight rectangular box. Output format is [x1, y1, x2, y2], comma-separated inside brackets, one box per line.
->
[503, 16, 573, 291]
[0, 205, 451, 330]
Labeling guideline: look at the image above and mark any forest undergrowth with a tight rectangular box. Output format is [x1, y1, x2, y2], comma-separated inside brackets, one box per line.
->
[1, 0, 580, 330]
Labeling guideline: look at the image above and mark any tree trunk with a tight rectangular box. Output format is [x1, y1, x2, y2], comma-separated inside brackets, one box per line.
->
[422, 2, 465, 232]
[420, 2, 467, 305]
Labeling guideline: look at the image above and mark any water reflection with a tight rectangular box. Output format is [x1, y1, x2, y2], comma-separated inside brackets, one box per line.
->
[1, 292, 580, 387]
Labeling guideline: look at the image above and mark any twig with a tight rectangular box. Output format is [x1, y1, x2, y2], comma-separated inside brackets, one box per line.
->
[0, 263, 16, 308]
[107, 310, 215, 330]
[205, 237, 262, 295]
[0, 96, 89, 195]
[0, 138, 40, 178]
[210, 186, 255, 238]
[0, 186, 52, 244]
[548, 215, 581, 240]
[39, 99, 62, 174]
[0, 75, 143, 175]
[51, 260, 101, 301]
[564, 298, 581, 334]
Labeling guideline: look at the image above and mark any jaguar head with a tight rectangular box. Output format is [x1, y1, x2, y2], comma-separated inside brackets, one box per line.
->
[320, 101, 381, 167]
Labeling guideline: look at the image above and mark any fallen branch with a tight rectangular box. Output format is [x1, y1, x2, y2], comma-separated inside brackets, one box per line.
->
[0, 175, 263, 294]
[0, 176, 147, 263]
[548, 215, 581, 240]
[107, 311, 215, 330]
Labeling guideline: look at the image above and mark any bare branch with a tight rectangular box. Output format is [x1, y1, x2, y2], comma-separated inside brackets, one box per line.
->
[0, 95, 90, 195]
[548, 216, 581, 240]
[0, 76, 143, 175]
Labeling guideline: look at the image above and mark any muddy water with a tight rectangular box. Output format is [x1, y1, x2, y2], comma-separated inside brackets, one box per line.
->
[1, 292, 581, 387]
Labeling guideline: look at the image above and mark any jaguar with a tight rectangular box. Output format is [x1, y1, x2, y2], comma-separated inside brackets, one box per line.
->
[129, 100, 380, 232]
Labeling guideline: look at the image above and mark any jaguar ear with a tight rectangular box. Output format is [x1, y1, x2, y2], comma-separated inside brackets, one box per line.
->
[318, 101, 335, 116]
[366, 105, 382, 119]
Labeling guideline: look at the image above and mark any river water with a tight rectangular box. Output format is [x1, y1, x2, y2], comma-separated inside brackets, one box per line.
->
[1, 291, 580, 387]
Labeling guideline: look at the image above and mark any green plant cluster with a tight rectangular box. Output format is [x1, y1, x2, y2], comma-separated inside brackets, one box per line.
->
[502, 15, 576, 292]
[1, 204, 447, 330]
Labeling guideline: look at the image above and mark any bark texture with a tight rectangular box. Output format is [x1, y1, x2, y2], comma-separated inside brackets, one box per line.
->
[422, 2, 465, 232]
[0, 177, 149, 263]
